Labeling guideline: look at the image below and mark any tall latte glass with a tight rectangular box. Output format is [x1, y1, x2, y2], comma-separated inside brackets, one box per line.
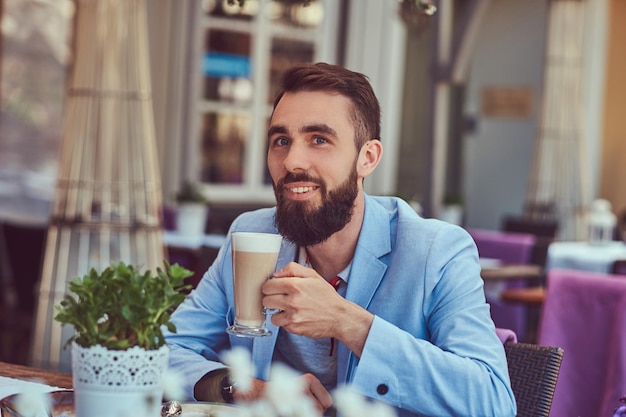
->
[227, 232, 282, 337]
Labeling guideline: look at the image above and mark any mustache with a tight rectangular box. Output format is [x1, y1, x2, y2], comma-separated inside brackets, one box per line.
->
[277, 172, 323, 188]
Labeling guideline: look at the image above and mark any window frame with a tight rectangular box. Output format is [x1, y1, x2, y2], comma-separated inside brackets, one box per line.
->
[180, 0, 343, 205]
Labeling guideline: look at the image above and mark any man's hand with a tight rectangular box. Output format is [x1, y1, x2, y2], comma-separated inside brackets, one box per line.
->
[300, 373, 334, 415]
[262, 262, 374, 357]
[235, 375, 333, 416]
[232, 377, 265, 402]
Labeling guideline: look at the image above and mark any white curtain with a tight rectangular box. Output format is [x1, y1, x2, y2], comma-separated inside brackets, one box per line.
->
[525, 0, 588, 240]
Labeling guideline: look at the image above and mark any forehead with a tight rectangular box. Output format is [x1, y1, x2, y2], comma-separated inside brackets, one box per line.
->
[270, 91, 354, 129]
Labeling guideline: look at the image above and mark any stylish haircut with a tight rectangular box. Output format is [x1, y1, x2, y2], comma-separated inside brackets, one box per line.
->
[272, 62, 381, 149]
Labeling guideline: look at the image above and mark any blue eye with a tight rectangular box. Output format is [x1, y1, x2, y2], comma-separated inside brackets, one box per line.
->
[313, 136, 327, 145]
[273, 137, 289, 147]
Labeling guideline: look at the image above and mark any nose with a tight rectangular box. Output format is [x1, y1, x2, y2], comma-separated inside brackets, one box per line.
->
[282, 141, 310, 173]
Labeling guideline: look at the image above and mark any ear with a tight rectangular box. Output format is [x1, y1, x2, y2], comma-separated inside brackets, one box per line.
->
[357, 140, 383, 178]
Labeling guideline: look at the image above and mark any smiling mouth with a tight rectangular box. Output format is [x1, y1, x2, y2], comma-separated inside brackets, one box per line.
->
[288, 186, 318, 194]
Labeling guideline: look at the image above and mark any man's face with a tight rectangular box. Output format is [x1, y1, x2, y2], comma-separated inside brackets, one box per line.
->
[267, 91, 361, 246]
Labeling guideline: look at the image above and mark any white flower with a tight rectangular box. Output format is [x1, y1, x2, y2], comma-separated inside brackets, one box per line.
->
[222, 347, 255, 393]
[333, 385, 397, 417]
[333, 385, 370, 417]
[216, 348, 398, 417]
[366, 401, 397, 417]
[265, 363, 317, 417]
[161, 367, 186, 401]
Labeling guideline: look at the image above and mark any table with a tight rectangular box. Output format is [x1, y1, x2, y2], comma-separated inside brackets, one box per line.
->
[0, 361, 72, 389]
[501, 285, 546, 305]
[480, 263, 544, 282]
[480, 260, 545, 343]
[0, 361, 72, 405]
[547, 241, 626, 273]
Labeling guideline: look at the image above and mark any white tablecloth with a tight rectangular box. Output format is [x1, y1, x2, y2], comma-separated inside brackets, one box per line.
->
[546, 241, 626, 273]
[0, 376, 60, 401]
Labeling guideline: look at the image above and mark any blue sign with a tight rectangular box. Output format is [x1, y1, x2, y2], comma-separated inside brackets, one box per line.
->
[203, 52, 251, 78]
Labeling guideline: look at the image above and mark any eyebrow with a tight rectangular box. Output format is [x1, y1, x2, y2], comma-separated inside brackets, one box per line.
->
[301, 124, 337, 137]
[267, 123, 337, 140]
[267, 125, 288, 140]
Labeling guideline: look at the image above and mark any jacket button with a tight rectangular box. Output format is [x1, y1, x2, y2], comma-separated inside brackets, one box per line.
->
[376, 384, 389, 395]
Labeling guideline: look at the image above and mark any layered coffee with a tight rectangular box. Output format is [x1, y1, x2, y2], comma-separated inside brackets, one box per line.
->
[228, 232, 282, 337]
[232, 250, 280, 327]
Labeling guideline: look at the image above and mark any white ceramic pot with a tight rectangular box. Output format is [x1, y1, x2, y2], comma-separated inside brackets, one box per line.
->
[176, 203, 208, 237]
[72, 343, 169, 417]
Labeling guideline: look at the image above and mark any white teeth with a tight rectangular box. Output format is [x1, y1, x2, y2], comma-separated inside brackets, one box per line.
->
[290, 186, 314, 194]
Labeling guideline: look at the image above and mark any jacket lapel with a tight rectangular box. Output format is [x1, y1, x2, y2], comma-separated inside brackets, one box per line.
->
[337, 195, 391, 382]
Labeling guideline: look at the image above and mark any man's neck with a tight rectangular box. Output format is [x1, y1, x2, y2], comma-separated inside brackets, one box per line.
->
[305, 194, 365, 281]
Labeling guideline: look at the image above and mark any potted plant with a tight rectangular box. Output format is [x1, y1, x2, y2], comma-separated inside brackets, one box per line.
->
[54, 261, 193, 417]
[174, 180, 209, 237]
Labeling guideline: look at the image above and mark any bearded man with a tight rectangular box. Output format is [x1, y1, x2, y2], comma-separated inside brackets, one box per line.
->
[165, 63, 516, 417]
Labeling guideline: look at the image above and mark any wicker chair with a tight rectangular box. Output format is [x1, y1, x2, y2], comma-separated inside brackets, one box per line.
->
[504, 342, 564, 417]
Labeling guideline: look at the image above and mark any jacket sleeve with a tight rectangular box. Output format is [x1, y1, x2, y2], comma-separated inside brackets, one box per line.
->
[164, 209, 281, 400]
[350, 224, 517, 417]
[163, 238, 235, 400]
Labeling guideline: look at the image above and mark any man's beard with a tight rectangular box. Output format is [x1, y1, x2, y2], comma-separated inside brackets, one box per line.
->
[273, 168, 358, 247]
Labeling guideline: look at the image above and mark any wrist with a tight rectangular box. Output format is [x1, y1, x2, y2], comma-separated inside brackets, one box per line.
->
[194, 368, 231, 403]
[220, 374, 236, 404]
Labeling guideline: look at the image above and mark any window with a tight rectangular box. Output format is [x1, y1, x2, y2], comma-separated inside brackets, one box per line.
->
[185, 0, 342, 203]
[0, 0, 74, 224]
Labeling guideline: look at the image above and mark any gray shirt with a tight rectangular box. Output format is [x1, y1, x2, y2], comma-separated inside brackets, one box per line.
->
[272, 247, 350, 391]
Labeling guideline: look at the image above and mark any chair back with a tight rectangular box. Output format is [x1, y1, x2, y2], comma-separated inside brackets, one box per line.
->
[612, 259, 626, 275]
[501, 215, 558, 268]
[501, 215, 558, 238]
[504, 342, 563, 417]
[0, 221, 47, 364]
[162, 205, 177, 231]
[2, 221, 47, 314]
[468, 229, 536, 340]
[538, 269, 626, 417]
[468, 228, 535, 264]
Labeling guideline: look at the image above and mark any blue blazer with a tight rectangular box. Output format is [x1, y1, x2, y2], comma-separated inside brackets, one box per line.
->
[165, 194, 516, 417]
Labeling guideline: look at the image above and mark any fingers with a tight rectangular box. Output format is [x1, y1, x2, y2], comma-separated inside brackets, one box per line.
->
[235, 374, 332, 416]
[261, 276, 324, 320]
[301, 373, 333, 415]
[272, 262, 317, 279]
[263, 262, 324, 298]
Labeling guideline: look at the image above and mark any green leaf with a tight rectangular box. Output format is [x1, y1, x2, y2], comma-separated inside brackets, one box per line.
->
[54, 260, 192, 350]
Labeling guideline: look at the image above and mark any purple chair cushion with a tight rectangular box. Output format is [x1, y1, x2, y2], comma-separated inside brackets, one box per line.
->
[496, 327, 518, 344]
[468, 229, 537, 341]
[467, 228, 536, 264]
[538, 269, 626, 417]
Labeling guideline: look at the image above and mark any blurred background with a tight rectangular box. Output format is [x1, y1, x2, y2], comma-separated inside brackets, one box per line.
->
[2, 0, 625, 234]
[0, 0, 625, 366]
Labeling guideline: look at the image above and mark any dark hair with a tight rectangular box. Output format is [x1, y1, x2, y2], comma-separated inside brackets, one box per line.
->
[272, 62, 381, 149]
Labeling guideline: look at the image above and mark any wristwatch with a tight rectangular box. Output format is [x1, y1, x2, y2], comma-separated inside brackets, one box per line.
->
[220, 375, 235, 404]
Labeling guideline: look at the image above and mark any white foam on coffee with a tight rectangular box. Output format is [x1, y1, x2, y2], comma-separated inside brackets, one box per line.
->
[232, 232, 282, 252]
